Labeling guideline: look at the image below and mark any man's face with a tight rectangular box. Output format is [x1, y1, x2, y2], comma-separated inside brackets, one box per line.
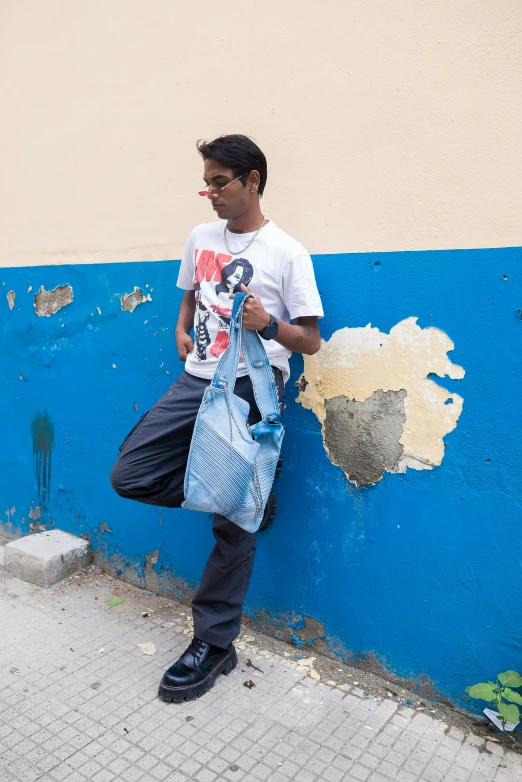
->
[202, 158, 250, 221]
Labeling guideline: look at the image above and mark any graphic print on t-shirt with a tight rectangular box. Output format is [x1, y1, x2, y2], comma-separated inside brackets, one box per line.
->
[193, 248, 254, 362]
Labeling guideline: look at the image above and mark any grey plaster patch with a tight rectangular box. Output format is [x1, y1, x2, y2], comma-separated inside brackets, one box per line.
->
[6, 290, 15, 310]
[324, 389, 407, 487]
[121, 286, 152, 312]
[34, 284, 74, 317]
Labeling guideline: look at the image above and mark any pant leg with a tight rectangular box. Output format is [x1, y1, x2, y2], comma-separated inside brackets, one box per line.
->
[192, 368, 285, 648]
[110, 371, 208, 508]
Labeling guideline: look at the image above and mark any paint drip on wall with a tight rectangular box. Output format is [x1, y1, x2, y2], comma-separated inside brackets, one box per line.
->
[31, 410, 55, 502]
[296, 317, 465, 487]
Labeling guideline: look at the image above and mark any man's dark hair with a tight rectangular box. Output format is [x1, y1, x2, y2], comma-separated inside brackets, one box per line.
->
[197, 134, 267, 196]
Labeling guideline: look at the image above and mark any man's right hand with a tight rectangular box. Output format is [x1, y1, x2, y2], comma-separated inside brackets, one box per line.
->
[175, 330, 194, 361]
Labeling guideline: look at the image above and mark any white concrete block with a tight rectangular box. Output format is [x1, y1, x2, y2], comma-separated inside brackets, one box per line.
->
[4, 530, 92, 588]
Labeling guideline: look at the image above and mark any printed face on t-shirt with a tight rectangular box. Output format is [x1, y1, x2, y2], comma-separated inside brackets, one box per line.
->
[226, 267, 243, 291]
[193, 254, 255, 360]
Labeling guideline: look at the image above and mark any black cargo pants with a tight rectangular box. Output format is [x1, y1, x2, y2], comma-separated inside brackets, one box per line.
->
[110, 368, 285, 650]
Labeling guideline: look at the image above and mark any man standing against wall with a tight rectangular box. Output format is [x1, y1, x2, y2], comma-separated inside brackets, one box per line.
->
[110, 135, 324, 702]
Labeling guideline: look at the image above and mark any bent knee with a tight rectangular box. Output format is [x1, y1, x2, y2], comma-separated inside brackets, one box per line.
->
[110, 461, 134, 498]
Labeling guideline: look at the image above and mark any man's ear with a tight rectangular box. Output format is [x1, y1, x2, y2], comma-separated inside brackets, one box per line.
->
[249, 170, 260, 191]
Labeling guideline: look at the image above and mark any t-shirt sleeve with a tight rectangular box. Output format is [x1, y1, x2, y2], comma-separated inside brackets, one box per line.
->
[176, 230, 196, 290]
[282, 253, 324, 320]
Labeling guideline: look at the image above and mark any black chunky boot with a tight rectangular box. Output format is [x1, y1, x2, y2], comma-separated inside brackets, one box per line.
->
[158, 638, 237, 703]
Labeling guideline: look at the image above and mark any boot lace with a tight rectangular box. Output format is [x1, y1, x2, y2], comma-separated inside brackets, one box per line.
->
[186, 637, 208, 659]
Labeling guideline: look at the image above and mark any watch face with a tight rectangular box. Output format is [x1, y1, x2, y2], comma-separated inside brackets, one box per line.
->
[260, 316, 278, 340]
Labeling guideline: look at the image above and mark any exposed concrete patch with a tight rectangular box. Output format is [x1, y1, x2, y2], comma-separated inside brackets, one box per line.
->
[324, 390, 406, 487]
[6, 291, 15, 310]
[297, 318, 465, 484]
[121, 287, 152, 312]
[34, 284, 74, 317]
[144, 549, 160, 592]
[292, 615, 326, 646]
[29, 522, 49, 534]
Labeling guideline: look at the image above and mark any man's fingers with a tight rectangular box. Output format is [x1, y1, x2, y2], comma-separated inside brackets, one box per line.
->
[230, 284, 254, 300]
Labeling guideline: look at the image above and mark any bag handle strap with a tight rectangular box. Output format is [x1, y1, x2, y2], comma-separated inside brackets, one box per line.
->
[211, 292, 249, 392]
[240, 321, 281, 424]
[212, 292, 281, 423]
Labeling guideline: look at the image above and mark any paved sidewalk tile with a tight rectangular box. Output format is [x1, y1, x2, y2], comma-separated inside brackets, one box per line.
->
[0, 567, 521, 782]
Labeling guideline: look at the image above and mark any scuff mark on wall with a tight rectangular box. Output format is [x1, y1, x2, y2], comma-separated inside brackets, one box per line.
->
[121, 287, 152, 312]
[6, 291, 15, 310]
[34, 284, 74, 317]
[297, 318, 464, 485]
[31, 410, 55, 502]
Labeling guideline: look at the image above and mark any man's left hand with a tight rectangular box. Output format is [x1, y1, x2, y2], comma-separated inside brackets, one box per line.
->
[230, 284, 271, 331]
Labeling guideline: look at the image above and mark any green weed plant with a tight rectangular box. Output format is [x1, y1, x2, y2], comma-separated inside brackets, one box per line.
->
[466, 670, 522, 729]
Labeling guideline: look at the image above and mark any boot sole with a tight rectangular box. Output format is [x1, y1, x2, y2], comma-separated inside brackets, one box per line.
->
[157, 646, 238, 703]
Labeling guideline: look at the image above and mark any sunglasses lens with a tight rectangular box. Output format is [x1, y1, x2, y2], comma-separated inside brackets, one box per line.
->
[198, 191, 208, 196]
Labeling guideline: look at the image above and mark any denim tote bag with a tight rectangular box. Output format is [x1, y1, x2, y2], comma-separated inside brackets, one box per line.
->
[182, 292, 284, 533]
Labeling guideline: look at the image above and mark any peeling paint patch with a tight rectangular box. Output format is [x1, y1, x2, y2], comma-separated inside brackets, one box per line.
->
[121, 287, 152, 312]
[6, 291, 15, 310]
[144, 549, 160, 591]
[34, 284, 74, 317]
[292, 615, 326, 646]
[297, 318, 465, 484]
[28, 506, 41, 520]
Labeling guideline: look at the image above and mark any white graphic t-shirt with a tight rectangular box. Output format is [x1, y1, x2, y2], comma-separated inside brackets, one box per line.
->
[176, 220, 324, 383]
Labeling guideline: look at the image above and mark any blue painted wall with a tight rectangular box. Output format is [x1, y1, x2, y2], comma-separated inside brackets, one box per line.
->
[1, 247, 521, 709]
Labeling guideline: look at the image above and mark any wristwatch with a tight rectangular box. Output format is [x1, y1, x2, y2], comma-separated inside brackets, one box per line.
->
[258, 313, 279, 341]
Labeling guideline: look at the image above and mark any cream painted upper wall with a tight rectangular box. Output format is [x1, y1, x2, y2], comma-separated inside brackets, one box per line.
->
[1, 0, 521, 267]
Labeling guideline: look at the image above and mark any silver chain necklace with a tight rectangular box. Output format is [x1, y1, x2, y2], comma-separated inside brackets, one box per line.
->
[223, 216, 267, 256]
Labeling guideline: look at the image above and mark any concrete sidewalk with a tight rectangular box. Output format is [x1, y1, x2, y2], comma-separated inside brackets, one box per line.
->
[0, 565, 520, 782]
